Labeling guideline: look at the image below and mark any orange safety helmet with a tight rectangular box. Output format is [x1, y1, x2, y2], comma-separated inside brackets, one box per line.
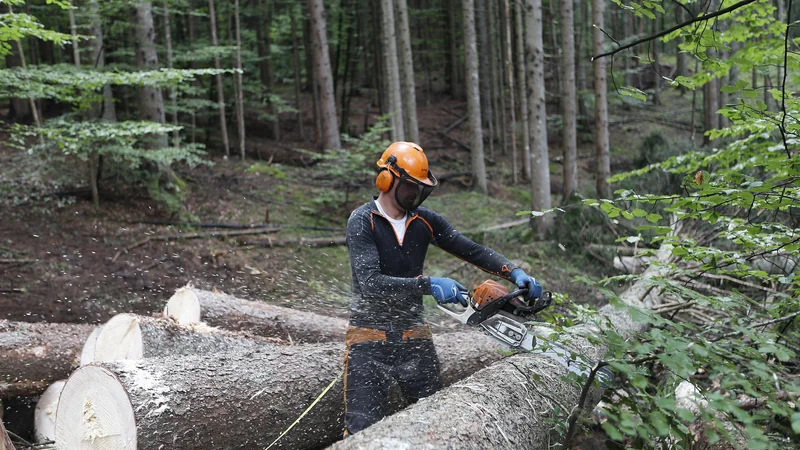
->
[375, 142, 437, 192]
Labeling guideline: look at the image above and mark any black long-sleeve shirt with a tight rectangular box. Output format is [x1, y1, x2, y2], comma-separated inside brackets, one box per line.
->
[346, 198, 517, 330]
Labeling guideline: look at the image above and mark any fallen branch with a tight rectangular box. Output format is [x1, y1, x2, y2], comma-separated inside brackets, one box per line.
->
[111, 227, 282, 262]
[440, 113, 468, 135]
[0, 288, 25, 294]
[122, 220, 344, 232]
[0, 259, 35, 265]
[239, 236, 347, 248]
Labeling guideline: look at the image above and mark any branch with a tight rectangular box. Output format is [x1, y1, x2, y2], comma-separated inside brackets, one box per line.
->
[713, 309, 800, 342]
[565, 360, 609, 446]
[592, 0, 758, 60]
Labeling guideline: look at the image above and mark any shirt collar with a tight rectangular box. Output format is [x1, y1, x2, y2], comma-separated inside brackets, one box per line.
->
[371, 197, 417, 217]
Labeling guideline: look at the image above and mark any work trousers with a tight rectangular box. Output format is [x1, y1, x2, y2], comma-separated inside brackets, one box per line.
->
[343, 324, 442, 436]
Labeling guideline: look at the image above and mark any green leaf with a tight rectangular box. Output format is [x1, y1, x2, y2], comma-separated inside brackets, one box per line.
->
[645, 213, 662, 223]
[633, 209, 648, 217]
[791, 412, 800, 434]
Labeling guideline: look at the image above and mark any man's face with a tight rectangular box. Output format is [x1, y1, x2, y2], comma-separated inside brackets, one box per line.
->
[395, 178, 422, 211]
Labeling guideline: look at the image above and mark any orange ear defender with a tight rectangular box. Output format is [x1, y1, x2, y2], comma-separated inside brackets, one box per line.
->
[375, 155, 398, 192]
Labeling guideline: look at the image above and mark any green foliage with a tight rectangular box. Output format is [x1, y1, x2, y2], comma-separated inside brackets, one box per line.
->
[0, 10, 75, 55]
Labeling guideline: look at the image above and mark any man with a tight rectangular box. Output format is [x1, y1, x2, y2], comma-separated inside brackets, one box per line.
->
[343, 141, 543, 436]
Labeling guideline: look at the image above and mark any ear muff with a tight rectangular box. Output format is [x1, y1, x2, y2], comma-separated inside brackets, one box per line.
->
[375, 169, 395, 192]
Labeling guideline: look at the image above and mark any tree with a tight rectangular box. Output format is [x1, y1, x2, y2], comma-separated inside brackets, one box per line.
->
[592, 0, 611, 199]
[380, 0, 404, 141]
[560, 0, 578, 200]
[233, 0, 245, 159]
[395, 0, 418, 143]
[133, 2, 168, 150]
[462, 0, 488, 194]
[524, 0, 552, 236]
[515, 1, 531, 180]
[308, 0, 341, 150]
[503, 0, 519, 184]
[208, 0, 231, 157]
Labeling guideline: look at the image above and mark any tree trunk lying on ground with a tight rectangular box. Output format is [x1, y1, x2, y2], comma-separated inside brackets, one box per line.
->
[88, 313, 285, 363]
[163, 286, 349, 342]
[1, 419, 15, 450]
[55, 332, 509, 450]
[34, 380, 65, 443]
[330, 241, 677, 450]
[0, 320, 93, 398]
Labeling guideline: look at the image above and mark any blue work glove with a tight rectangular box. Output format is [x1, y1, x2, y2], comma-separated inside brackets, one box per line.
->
[510, 269, 543, 301]
[429, 277, 469, 306]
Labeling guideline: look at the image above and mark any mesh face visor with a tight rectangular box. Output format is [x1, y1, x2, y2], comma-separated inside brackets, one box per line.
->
[392, 165, 438, 211]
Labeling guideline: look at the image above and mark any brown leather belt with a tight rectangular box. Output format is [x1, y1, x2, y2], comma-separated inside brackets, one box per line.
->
[345, 324, 433, 346]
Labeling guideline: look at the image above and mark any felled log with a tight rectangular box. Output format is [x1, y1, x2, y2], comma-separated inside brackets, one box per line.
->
[163, 286, 348, 342]
[331, 239, 679, 449]
[34, 380, 65, 443]
[613, 255, 656, 274]
[0, 320, 93, 398]
[55, 332, 509, 450]
[1, 419, 15, 450]
[79, 326, 102, 366]
[89, 313, 285, 363]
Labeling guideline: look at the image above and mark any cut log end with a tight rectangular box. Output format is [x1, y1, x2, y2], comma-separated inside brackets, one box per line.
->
[163, 286, 201, 325]
[34, 380, 66, 443]
[93, 314, 143, 362]
[55, 365, 136, 450]
[79, 326, 102, 366]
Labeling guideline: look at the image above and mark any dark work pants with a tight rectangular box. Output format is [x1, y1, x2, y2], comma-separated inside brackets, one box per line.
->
[343, 335, 443, 436]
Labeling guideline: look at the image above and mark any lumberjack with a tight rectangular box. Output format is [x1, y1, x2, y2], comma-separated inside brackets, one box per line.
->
[343, 141, 544, 435]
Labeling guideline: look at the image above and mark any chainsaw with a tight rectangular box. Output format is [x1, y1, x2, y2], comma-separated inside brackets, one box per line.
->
[437, 279, 613, 384]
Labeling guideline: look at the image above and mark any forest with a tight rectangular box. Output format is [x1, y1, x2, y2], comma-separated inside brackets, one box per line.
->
[0, 0, 799, 448]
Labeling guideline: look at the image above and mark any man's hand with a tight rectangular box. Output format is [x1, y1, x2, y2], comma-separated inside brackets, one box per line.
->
[510, 269, 543, 300]
[429, 277, 469, 306]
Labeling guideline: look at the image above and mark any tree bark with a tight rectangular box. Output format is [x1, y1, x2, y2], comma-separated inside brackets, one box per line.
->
[291, 8, 306, 138]
[234, 0, 246, 158]
[380, 0, 404, 140]
[133, 2, 168, 150]
[208, 0, 231, 156]
[308, 0, 342, 149]
[163, 0, 180, 147]
[525, 0, 552, 237]
[447, 0, 461, 98]
[504, 0, 519, 184]
[331, 239, 680, 449]
[592, 0, 611, 198]
[476, 0, 494, 158]
[55, 333, 509, 450]
[395, 0, 419, 143]
[163, 286, 349, 342]
[561, 0, 578, 201]
[515, 1, 531, 180]
[89, 313, 284, 363]
[0, 320, 94, 399]
[463, 0, 488, 193]
[0, 420, 14, 450]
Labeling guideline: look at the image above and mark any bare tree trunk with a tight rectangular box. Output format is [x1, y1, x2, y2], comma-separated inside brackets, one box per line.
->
[380, 0, 405, 140]
[1, 320, 94, 399]
[257, 0, 280, 141]
[56, 333, 509, 450]
[576, 0, 590, 126]
[395, 0, 419, 143]
[703, 77, 720, 146]
[515, 2, 531, 180]
[208, 0, 231, 156]
[448, 0, 461, 98]
[504, 0, 519, 184]
[291, 8, 305, 138]
[134, 2, 168, 151]
[163, 1, 179, 147]
[489, 0, 503, 156]
[68, 0, 80, 67]
[308, 0, 342, 149]
[477, 0, 494, 157]
[7, 6, 43, 140]
[525, 0, 552, 237]
[463, 0, 488, 193]
[652, 14, 662, 106]
[592, 0, 611, 198]
[561, 0, 578, 201]
[233, 0, 246, 159]
[676, 6, 687, 95]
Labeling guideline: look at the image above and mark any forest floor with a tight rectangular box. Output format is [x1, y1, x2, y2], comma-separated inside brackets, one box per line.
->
[0, 89, 695, 329]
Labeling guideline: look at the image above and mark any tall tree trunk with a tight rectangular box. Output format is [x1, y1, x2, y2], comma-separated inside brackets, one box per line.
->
[395, 0, 419, 143]
[259, 0, 280, 141]
[561, 0, 578, 201]
[592, 0, 611, 199]
[68, 0, 80, 67]
[133, 2, 168, 150]
[463, 0, 488, 193]
[515, 2, 531, 180]
[448, 0, 461, 98]
[291, 8, 305, 138]
[703, 77, 719, 146]
[504, 0, 519, 184]
[576, 0, 589, 127]
[188, 12, 198, 143]
[676, 6, 687, 95]
[651, 14, 662, 106]
[489, 0, 503, 156]
[381, 0, 405, 140]
[208, 0, 231, 156]
[233, 0, 246, 159]
[163, 1, 179, 147]
[525, 0, 552, 237]
[308, 0, 342, 149]
[477, 0, 494, 157]
[6, 6, 42, 137]
[88, 0, 115, 207]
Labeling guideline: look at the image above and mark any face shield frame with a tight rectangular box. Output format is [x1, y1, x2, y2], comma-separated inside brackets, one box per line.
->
[385, 155, 438, 211]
